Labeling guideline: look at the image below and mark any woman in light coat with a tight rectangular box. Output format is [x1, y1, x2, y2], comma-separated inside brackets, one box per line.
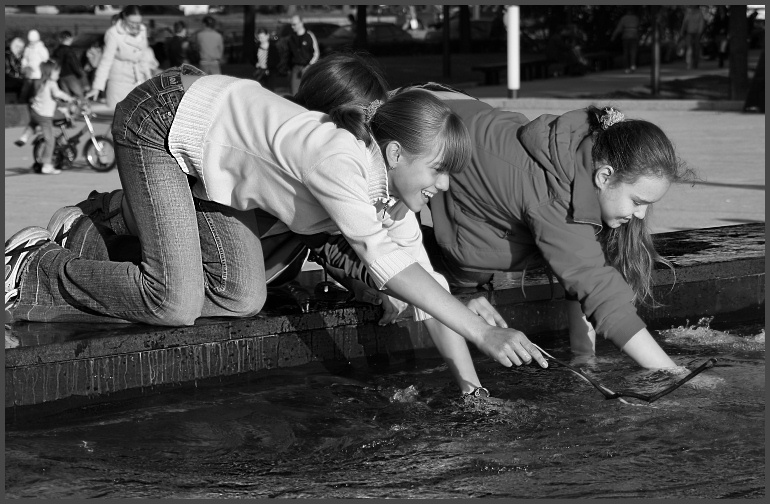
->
[86, 5, 155, 108]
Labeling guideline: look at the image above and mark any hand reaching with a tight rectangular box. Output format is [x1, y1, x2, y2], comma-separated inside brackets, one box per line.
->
[85, 88, 100, 101]
[476, 325, 549, 369]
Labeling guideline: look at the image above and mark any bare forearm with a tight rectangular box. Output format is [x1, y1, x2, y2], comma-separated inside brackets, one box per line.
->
[620, 327, 677, 368]
[423, 318, 481, 393]
[385, 264, 549, 369]
[384, 264, 490, 346]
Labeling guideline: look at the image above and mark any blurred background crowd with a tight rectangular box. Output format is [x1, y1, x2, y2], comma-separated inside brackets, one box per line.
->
[5, 4, 766, 103]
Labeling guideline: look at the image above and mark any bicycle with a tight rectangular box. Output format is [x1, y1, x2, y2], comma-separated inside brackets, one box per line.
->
[32, 99, 116, 173]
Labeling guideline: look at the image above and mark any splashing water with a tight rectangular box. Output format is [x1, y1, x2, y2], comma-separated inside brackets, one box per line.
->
[5, 320, 764, 498]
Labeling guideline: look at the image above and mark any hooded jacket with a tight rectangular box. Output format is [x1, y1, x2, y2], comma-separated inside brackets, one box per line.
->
[429, 96, 645, 347]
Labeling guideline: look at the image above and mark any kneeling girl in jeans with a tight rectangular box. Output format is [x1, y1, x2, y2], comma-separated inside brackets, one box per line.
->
[6, 60, 548, 395]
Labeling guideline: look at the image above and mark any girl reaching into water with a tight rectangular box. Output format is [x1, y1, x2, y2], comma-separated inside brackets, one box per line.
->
[327, 84, 697, 371]
[5, 56, 548, 396]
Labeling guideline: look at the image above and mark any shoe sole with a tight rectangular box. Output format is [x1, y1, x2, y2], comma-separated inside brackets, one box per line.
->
[47, 206, 84, 248]
[5, 227, 52, 308]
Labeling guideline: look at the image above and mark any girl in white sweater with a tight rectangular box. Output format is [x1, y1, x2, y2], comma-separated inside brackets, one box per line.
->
[7, 60, 548, 394]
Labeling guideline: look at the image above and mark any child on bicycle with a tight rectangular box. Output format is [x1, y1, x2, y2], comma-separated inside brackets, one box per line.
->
[15, 59, 76, 175]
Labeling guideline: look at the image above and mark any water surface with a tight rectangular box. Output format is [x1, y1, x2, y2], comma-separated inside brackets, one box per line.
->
[5, 320, 764, 498]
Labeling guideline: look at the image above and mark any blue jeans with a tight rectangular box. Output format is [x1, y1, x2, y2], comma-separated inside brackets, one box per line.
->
[12, 65, 267, 325]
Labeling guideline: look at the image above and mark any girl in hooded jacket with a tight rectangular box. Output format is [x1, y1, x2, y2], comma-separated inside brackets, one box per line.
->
[295, 84, 696, 375]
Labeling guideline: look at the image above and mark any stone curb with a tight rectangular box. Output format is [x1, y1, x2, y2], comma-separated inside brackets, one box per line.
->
[5, 224, 765, 414]
[481, 98, 747, 111]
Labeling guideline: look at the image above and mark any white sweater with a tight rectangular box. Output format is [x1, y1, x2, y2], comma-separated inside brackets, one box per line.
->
[168, 75, 448, 320]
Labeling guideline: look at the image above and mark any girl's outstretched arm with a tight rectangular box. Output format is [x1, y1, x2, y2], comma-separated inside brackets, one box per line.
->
[566, 300, 596, 357]
[385, 263, 549, 369]
[423, 318, 482, 394]
[620, 327, 678, 368]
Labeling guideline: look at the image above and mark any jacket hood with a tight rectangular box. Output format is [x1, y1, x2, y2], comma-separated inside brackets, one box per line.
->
[518, 108, 602, 227]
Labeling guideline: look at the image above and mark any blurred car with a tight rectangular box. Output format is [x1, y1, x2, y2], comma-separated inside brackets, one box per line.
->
[93, 5, 122, 16]
[423, 19, 493, 43]
[321, 22, 414, 54]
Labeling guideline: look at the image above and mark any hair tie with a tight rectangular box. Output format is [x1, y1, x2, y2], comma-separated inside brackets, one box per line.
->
[600, 107, 624, 130]
[364, 99, 382, 124]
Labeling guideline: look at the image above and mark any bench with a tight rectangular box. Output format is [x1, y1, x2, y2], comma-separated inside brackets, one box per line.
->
[583, 50, 616, 72]
[471, 55, 553, 86]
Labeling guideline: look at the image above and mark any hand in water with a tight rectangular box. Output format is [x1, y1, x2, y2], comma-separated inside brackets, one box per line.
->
[477, 326, 548, 368]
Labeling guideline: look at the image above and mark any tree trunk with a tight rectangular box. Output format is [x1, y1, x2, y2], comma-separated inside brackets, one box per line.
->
[459, 5, 471, 53]
[355, 5, 367, 49]
[443, 5, 451, 77]
[243, 5, 256, 65]
[729, 5, 749, 100]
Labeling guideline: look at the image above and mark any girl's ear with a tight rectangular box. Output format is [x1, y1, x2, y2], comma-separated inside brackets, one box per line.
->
[384, 141, 402, 168]
[594, 164, 615, 189]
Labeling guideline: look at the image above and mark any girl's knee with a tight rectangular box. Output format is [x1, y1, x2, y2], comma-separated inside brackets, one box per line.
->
[144, 282, 205, 326]
[226, 285, 267, 318]
[149, 298, 203, 326]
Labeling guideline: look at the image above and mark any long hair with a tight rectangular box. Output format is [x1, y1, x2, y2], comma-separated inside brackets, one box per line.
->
[587, 105, 697, 306]
[293, 52, 389, 134]
[34, 59, 59, 96]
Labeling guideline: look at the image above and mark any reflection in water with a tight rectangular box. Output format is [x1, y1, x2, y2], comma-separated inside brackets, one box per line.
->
[5, 321, 765, 498]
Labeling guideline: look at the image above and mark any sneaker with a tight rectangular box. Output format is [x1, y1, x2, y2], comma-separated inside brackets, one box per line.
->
[47, 206, 85, 248]
[40, 163, 62, 175]
[5, 227, 52, 310]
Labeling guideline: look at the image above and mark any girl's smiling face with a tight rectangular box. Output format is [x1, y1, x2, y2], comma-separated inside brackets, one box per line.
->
[385, 142, 450, 213]
[595, 165, 671, 228]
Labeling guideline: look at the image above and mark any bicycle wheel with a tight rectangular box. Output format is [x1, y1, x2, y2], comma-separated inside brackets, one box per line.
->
[32, 137, 45, 165]
[84, 136, 116, 172]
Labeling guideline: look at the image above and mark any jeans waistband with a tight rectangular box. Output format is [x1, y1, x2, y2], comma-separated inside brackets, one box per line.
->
[157, 64, 207, 94]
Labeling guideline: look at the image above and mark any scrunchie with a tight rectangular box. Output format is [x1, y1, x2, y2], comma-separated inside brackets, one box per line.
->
[600, 107, 625, 130]
[364, 99, 382, 124]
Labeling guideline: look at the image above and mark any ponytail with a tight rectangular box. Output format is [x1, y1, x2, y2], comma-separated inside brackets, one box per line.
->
[587, 105, 696, 306]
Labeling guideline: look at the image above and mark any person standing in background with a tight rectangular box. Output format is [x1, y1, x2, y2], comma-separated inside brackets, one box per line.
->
[611, 7, 641, 73]
[283, 15, 320, 94]
[710, 6, 730, 68]
[53, 30, 88, 99]
[20, 29, 49, 103]
[252, 28, 280, 91]
[166, 21, 190, 68]
[85, 5, 155, 108]
[680, 5, 706, 70]
[194, 15, 224, 75]
[5, 37, 26, 102]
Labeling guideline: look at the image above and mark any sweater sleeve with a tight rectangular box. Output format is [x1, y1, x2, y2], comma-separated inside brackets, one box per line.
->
[92, 29, 117, 92]
[526, 199, 646, 347]
[303, 154, 418, 289]
[379, 203, 450, 321]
